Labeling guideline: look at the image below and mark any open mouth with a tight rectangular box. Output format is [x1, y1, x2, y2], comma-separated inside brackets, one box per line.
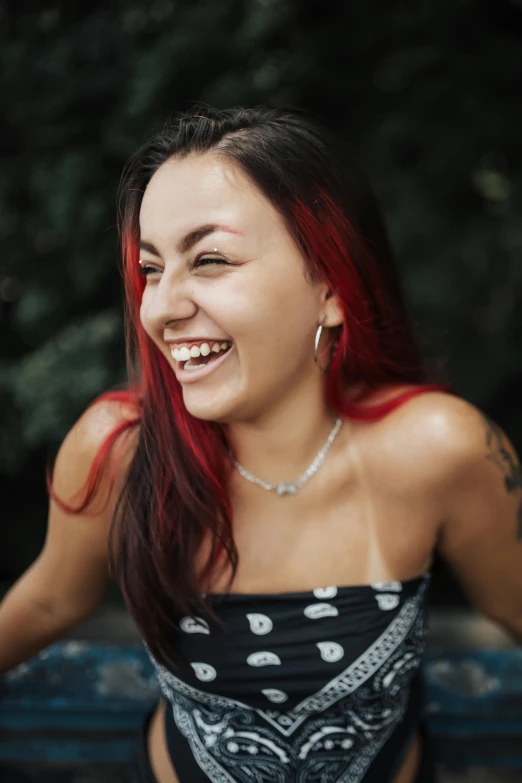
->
[170, 340, 233, 374]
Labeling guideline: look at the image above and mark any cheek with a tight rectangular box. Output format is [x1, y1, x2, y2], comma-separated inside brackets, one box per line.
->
[217, 279, 317, 359]
[139, 296, 150, 332]
[139, 292, 158, 341]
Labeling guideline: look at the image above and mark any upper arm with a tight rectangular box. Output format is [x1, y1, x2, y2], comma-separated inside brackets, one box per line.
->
[24, 398, 139, 622]
[433, 399, 522, 627]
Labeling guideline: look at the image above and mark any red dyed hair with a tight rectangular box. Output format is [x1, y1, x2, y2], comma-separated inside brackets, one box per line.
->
[48, 104, 449, 669]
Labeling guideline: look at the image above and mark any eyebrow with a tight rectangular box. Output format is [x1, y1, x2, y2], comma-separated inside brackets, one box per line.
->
[139, 224, 242, 257]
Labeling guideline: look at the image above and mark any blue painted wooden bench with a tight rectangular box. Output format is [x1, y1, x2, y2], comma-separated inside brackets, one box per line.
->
[0, 642, 521, 769]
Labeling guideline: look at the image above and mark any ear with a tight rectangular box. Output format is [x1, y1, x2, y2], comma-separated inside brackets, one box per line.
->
[319, 284, 344, 328]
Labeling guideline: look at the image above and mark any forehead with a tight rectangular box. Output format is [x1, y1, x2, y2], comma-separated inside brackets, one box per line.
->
[139, 153, 277, 239]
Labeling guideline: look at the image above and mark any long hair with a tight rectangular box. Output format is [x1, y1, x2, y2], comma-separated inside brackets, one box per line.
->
[49, 104, 448, 670]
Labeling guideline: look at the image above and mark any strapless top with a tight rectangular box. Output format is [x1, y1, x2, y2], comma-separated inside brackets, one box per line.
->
[144, 571, 431, 782]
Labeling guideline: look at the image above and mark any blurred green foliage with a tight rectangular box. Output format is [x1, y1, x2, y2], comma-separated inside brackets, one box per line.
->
[1, 0, 521, 574]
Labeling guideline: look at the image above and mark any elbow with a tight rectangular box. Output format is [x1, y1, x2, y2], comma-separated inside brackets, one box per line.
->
[27, 588, 106, 630]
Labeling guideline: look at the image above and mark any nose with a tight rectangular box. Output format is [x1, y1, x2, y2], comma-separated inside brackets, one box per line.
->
[141, 267, 198, 330]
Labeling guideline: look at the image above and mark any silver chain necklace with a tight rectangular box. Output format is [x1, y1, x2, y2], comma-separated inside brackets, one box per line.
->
[232, 416, 343, 497]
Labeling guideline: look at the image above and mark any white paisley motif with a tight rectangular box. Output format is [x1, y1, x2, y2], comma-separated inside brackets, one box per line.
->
[247, 651, 281, 667]
[372, 581, 403, 592]
[246, 613, 273, 635]
[180, 616, 210, 634]
[190, 662, 217, 682]
[317, 641, 345, 662]
[312, 586, 338, 599]
[143, 574, 429, 783]
[304, 603, 339, 619]
[262, 688, 288, 703]
[145, 578, 427, 732]
[375, 593, 400, 611]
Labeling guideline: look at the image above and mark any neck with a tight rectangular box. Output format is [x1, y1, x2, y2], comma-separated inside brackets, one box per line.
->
[227, 382, 340, 485]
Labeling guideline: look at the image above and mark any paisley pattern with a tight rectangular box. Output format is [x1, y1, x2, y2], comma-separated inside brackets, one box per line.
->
[374, 594, 401, 611]
[316, 640, 345, 662]
[190, 662, 217, 682]
[246, 613, 273, 635]
[180, 617, 211, 634]
[304, 603, 339, 619]
[144, 574, 430, 783]
[262, 688, 289, 703]
[371, 581, 402, 592]
[247, 651, 282, 667]
[313, 586, 338, 599]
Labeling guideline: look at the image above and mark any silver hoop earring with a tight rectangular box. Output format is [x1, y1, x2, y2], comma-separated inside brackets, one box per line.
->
[314, 324, 323, 365]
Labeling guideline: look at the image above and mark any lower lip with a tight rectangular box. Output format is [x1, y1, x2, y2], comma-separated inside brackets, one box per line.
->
[172, 346, 233, 384]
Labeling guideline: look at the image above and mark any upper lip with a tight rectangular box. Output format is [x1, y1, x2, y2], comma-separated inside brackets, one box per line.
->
[164, 337, 231, 346]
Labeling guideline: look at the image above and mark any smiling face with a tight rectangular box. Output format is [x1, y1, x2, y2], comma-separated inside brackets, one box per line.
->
[138, 152, 342, 424]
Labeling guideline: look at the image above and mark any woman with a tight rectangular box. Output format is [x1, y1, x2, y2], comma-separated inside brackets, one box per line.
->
[1, 104, 521, 783]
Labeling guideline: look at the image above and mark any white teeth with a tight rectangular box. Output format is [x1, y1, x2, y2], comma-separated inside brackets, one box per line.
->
[183, 362, 207, 372]
[170, 341, 230, 363]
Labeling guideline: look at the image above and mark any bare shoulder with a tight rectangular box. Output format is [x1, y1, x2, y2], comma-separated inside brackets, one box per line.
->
[52, 393, 140, 507]
[389, 390, 486, 449]
[69, 393, 139, 447]
[365, 391, 502, 491]
[351, 390, 522, 619]
[394, 395, 522, 630]
[393, 391, 509, 468]
[27, 394, 141, 622]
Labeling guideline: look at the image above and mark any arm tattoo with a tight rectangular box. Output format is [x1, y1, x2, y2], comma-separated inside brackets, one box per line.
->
[482, 413, 522, 540]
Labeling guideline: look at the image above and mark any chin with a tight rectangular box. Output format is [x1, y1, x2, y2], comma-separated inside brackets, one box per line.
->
[181, 389, 239, 424]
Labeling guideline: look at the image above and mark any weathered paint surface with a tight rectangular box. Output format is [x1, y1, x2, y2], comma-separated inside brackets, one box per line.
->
[0, 645, 521, 766]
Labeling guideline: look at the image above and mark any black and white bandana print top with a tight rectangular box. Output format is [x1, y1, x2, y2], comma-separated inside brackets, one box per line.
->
[144, 572, 431, 783]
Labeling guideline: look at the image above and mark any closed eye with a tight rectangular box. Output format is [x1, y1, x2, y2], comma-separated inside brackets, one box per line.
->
[138, 255, 229, 276]
[138, 263, 160, 276]
[193, 255, 229, 269]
